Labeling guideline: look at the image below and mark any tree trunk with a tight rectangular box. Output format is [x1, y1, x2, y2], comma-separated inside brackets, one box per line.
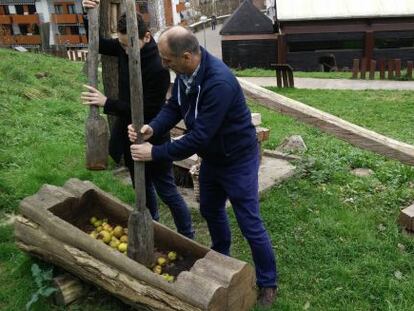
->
[14, 178, 257, 310]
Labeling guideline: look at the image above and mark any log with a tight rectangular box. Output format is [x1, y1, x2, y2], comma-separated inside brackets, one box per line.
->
[238, 78, 414, 166]
[85, 5, 109, 170]
[15, 178, 257, 310]
[53, 274, 87, 306]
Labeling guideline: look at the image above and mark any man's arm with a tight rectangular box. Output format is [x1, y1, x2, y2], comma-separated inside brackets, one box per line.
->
[151, 81, 235, 162]
[148, 81, 182, 137]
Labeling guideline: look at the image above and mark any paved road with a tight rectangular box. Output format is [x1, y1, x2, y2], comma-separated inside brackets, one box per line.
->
[192, 24, 414, 90]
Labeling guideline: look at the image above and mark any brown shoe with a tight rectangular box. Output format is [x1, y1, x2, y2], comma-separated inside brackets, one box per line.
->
[257, 287, 277, 309]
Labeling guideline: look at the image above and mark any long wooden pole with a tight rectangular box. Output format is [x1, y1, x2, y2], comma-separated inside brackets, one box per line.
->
[125, 0, 154, 266]
[85, 6, 109, 170]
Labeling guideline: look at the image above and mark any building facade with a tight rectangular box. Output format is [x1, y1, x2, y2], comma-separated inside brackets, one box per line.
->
[0, 0, 185, 49]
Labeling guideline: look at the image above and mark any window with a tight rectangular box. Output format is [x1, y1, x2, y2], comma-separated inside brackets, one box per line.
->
[69, 26, 79, 34]
[15, 5, 24, 15]
[54, 5, 63, 14]
[0, 5, 10, 15]
[58, 25, 66, 35]
[67, 4, 76, 14]
[19, 24, 29, 35]
[28, 5, 36, 14]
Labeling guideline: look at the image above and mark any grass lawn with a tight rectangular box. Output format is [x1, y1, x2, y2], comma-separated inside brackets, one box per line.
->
[1, 48, 414, 310]
[234, 68, 413, 81]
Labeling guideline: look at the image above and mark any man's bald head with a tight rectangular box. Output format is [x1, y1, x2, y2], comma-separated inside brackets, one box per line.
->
[159, 26, 200, 57]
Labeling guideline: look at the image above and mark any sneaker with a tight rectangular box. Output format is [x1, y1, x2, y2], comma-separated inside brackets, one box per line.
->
[257, 287, 277, 309]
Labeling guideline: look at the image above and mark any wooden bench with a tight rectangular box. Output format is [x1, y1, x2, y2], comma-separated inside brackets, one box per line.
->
[271, 63, 294, 88]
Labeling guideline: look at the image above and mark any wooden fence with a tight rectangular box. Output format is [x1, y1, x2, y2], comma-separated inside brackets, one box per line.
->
[352, 58, 413, 80]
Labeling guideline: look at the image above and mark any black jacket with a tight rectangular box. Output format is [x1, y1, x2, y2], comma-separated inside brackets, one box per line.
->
[98, 37, 171, 163]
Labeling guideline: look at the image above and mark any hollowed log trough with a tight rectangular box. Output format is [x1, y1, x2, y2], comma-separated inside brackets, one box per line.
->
[14, 178, 257, 310]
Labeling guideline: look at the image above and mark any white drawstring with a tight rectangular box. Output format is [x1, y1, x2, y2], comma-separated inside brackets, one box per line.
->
[178, 83, 201, 122]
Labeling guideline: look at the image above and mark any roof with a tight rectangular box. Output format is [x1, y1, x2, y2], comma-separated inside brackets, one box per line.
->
[220, 0, 274, 35]
[276, 0, 414, 21]
[0, 0, 35, 3]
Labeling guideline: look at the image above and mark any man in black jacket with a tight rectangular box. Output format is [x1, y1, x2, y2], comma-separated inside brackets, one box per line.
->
[81, 0, 194, 239]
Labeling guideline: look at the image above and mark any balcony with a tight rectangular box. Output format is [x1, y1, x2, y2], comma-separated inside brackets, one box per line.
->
[52, 14, 80, 24]
[0, 35, 15, 45]
[12, 14, 39, 24]
[0, 15, 12, 24]
[14, 35, 41, 45]
[80, 35, 87, 44]
[55, 34, 83, 44]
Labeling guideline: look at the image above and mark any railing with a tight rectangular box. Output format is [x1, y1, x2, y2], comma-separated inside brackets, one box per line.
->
[352, 58, 413, 80]
[14, 35, 41, 45]
[12, 14, 39, 24]
[55, 34, 82, 44]
[51, 14, 81, 24]
[0, 15, 12, 24]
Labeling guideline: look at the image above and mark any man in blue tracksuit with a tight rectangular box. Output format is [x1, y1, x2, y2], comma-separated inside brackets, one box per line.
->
[128, 26, 277, 308]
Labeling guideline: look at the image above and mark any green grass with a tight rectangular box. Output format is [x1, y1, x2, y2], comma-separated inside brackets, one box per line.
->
[1, 48, 414, 310]
[234, 67, 413, 81]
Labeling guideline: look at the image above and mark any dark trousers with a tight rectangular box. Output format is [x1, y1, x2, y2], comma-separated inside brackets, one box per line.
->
[125, 148, 194, 239]
[198, 147, 277, 288]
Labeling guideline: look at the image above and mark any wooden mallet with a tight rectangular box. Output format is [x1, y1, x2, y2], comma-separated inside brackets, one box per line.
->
[85, 4, 109, 170]
[125, 0, 154, 266]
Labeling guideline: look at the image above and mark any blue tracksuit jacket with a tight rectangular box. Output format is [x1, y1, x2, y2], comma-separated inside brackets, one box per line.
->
[149, 48, 257, 165]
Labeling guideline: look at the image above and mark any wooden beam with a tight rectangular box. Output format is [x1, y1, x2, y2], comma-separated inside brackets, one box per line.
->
[238, 78, 414, 166]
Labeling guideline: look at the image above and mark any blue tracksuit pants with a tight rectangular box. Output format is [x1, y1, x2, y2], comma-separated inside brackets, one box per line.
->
[199, 147, 278, 288]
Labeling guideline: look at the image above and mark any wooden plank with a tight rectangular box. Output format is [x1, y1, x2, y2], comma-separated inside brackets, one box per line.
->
[238, 78, 414, 166]
[281, 70, 288, 87]
[360, 58, 367, 79]
[287, 68, 294, 87]
[407, 61, 413, 79]
[395, 59, 401, 78]
[369, 59, 376, 80]
[276, 68, 282, 87]
[352, 58, 359, 79]
[379, 59, 385, 80]
[388, 59, 394, 80]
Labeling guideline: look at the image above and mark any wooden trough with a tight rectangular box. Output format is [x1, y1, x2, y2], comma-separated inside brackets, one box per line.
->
[14, 178, 257, 310]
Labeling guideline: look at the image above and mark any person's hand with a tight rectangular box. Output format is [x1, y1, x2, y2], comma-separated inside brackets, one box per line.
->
[128, 124, 153, 142]
[81, 85, 107, 107]
[82, 0, 99, 9]
[130, 142, 153, 161]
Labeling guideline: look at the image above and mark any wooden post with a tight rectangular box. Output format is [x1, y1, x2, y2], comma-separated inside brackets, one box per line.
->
[395, 59, 401, 78]
[352, 58, 359, 79]
[100, 0, 120, 140]
[287, 67, 294, 87]
[388, 59, 394, 80]
[282, 69, 288, 87]
[378, 59, 385, 80]
[85, 6, 109, 170]
[53, 274, 87, 306]
[277, 34, 286, 64]
[364, 30, 374, 65]
[407, 61, 413, 79]
[125, 0, 154, 266]
[360, 58, 367, 79]
[369, 59, 376, 80]
[276, 68, 282, 87]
